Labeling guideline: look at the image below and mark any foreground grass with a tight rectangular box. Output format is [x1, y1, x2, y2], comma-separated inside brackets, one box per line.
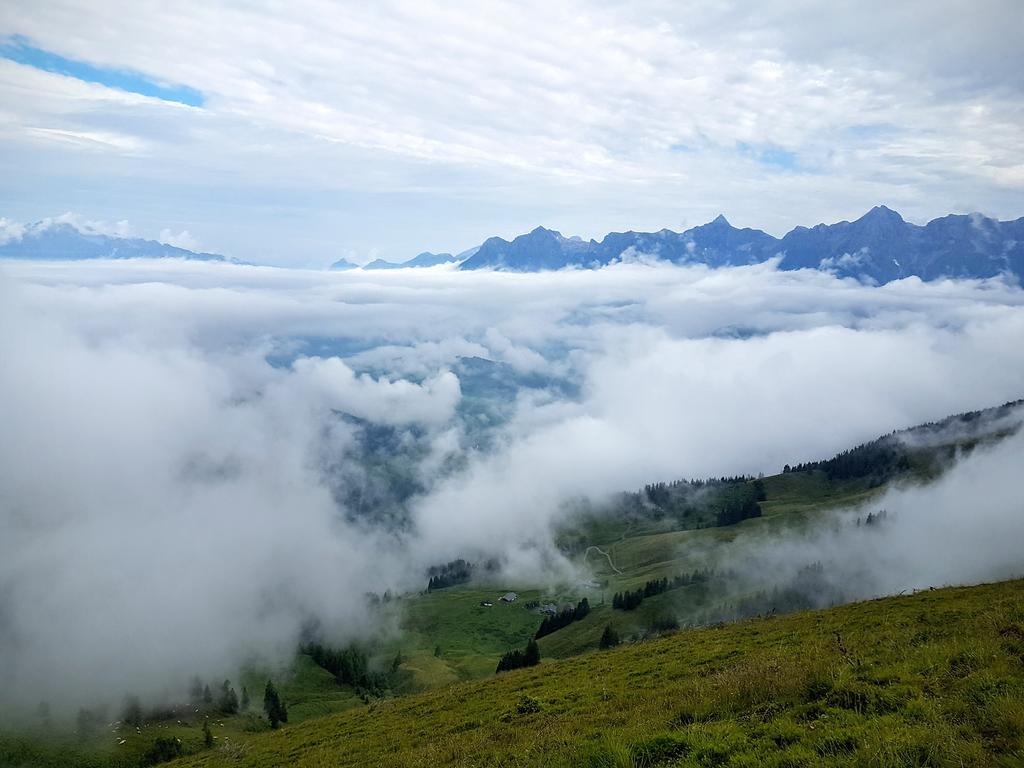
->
[171, 579, 1024, 768]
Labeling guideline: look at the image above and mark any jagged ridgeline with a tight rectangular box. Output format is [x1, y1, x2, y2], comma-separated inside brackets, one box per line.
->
[11, 208, 1024, 287]
[454, 207, 1024, 285]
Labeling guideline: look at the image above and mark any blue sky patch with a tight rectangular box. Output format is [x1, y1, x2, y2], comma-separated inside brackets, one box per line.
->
[736, 141, 798, 171]
[0, 35, 203, 107]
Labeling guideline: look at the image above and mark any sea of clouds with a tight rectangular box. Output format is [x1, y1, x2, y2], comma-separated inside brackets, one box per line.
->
[1, 258, 1023, 711]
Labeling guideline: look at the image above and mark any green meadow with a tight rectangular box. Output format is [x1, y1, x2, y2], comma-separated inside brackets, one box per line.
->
[171, 579, 1024, 767]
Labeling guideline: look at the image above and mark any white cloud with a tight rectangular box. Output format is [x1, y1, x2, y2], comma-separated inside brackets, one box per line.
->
[819, 247, 869, 271]
[1, 255, 1023, 712]
[37, 211, 133, 237]
[720, 427, 1024, 610]
[0, 2, 1020, 263]
[290, 356, 461, 427]
[158, 227, 200, 250]
[0, 211, 214, 250]
[0, 216, 26, 244]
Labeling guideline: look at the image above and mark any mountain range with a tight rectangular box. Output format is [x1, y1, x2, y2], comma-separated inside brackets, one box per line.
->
[0, 222, 227, 262]
[359, 251, 461, 270]
[457, 206, 1024, 283]
[3, 208, 1023, 285]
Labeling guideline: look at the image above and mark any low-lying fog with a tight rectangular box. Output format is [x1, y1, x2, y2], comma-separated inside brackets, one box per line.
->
[2, 259, 1023, 712]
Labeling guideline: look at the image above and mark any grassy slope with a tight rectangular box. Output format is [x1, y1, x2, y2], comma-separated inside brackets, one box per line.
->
[397, 587, 555, 682]
[581, 473, 881, 582]
[530, 471, 889, 662]
[384, 469, 906, 680]
[172, 579, 1024, 768]
[258, 655, 363, 723]
[322, 429, 1018, 691]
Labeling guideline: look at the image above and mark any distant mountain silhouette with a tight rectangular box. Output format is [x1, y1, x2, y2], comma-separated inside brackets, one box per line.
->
[363, 252, 458, 270]
[457, 207, 1024, 284]
[0, 222, 227, 262]
[6, 209, 1022, 285]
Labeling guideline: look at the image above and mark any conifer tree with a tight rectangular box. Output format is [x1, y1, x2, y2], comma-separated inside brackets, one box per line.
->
[599, 624, 621, 649]
[263, 680, 287, 729]
[524, 638, 540, 667]
[218, 680, 239, 714]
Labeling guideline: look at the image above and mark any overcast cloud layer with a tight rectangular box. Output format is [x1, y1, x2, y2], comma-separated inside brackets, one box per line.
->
[1, 260, 1023, 711]
[1, 1, 1022, 264]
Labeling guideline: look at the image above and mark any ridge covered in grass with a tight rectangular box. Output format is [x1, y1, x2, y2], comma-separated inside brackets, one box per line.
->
[171, 579, 1024, 767]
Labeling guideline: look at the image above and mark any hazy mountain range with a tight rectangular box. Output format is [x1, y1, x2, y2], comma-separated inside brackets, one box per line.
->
[3, 208, 1022, 285]
[362, 252, 462, 270]
[0, 222, 227, 263]
[455, 206, 1024, 283]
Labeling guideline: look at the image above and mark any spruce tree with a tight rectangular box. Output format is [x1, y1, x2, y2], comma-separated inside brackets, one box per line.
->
[599, 624, 620, 649]
[524, 638, 540, 667]
[264, 680, 278, 728]
[202, 719, 214, 748]
[263, 680, 287, 729]
[216, 680, 239, 714]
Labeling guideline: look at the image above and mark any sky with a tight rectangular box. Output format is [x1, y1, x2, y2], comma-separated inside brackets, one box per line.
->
[1, 1, 1023, 266]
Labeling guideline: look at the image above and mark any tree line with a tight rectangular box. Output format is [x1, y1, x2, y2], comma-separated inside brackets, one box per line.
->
[187, 676, 244, 715]
[643, 475, 756, 507]
[629, 477, 765, 530]
[712, 483, 764, 526]
[613, 569, 712, 611]
[496, 638, 541, 672]
[301, 641, 395, 698]
[783, 435, 911, 485]
[856, 509, 889, 527]
[426, 558, 473, 591]
[534, 598, 590, 639]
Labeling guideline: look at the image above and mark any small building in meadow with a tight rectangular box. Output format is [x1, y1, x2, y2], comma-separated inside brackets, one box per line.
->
[500, 592, 518, 603]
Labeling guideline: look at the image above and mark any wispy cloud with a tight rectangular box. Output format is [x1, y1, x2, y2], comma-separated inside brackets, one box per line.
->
[0, 2, 1020, 264]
